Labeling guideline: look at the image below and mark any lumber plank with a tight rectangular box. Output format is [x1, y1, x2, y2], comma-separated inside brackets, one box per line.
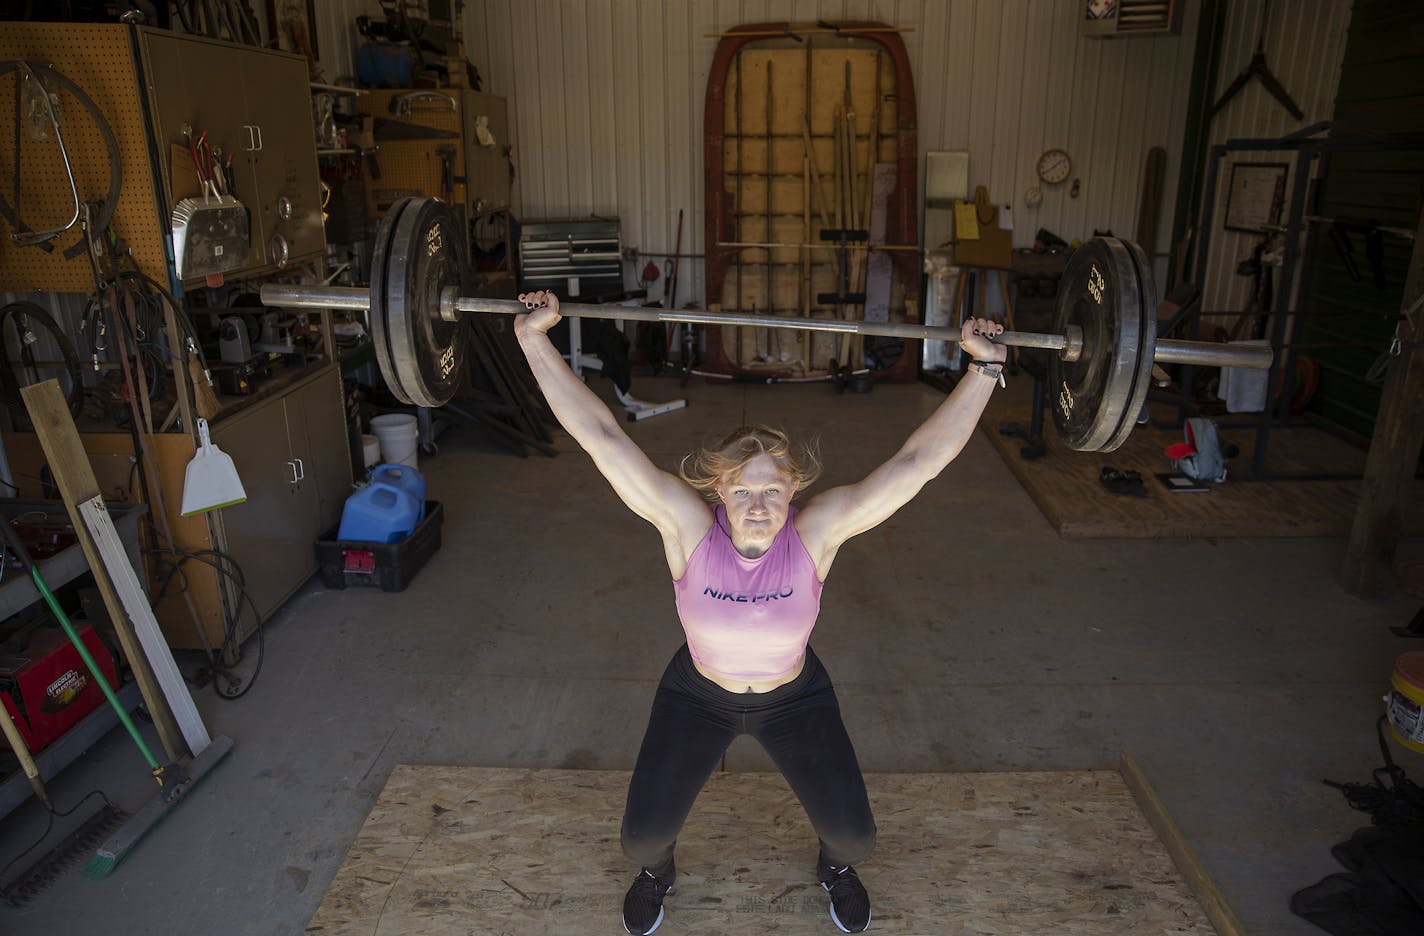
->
[20, 380, 190, 760]
[1342, 209, 1424, 596]
[78, 496, 210, 756]
[1120, 752, 1248, 936]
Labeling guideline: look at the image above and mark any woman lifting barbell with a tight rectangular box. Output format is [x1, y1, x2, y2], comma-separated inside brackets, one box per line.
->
[515, 290, 1007, 935]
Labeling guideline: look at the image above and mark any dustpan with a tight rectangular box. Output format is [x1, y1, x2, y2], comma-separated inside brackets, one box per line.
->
[180, 418, 247, 516]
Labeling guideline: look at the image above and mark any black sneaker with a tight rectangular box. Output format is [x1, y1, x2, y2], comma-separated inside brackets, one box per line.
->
[622, 866, 674, 935]
[818, 862, 871, 933]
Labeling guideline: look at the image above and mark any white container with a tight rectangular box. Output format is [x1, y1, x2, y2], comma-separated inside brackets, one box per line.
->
[369, 413, 418, 468]
[361, 434, 382, 471]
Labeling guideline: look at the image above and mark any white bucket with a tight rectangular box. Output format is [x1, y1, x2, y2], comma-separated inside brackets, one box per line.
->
[361, 434, 382, 471]
[370, 413, 418, 468]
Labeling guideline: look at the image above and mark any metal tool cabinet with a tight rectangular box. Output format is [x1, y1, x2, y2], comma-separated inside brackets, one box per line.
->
[138, 28, 324, 281]
[207, 365, 349, 624]
[0, 24, 322, 289]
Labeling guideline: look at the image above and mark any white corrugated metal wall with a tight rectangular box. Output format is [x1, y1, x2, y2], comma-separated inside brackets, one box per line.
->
[310, 1, 1353, 316]
[1195, 0, 1352, 324]
[312, 0, 386, 87]
[455, 0, 1206, 308]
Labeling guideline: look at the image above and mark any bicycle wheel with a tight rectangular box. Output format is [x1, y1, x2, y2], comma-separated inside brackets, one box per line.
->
[0, 301, 84, 425]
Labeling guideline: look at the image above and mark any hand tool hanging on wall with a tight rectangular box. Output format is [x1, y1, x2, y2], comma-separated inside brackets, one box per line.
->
[0, 60, 121, 258]
[816, 67, 867, 315]
[373, 117, 459, 141]
[260, 197, 1277, 453]
[763, 60, 774, 362]
[1211, 0, 1304, 121]
[838, 71, 853, 369]
[801, 117, 832, 229]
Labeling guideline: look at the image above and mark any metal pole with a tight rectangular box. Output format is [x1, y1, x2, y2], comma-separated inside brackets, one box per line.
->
[259, 283, 1277, 369]
[263, 284, 371, 310]
[1252, 142, 1319, 480]
[1153, 338, 1269, 369]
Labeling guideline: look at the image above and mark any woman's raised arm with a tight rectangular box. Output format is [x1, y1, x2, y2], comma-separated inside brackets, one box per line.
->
[795, 316, 1008, 577]
[514, 292, 710, 565]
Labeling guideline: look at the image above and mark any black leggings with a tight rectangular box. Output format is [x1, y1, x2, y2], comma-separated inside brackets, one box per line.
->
[621, 644, 876, 875]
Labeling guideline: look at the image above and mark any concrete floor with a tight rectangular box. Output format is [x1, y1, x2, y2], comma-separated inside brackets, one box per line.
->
[1, 375, 1420, 935]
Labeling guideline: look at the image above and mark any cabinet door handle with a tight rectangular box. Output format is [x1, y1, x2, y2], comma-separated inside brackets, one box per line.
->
[293, 457, 305, 481]
[287, 460, 299, 484]
[253, 124, 263, 152]
[244, 125, 256, 152]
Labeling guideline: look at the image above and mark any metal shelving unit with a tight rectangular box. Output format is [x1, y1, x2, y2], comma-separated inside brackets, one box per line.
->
[0, 500, 147, 820]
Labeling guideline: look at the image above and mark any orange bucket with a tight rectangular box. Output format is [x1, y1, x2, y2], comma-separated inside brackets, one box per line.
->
[1385, 651, 1424, 753]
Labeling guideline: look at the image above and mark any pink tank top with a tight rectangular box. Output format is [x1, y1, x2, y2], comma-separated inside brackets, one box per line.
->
[673, 506, 824, 680]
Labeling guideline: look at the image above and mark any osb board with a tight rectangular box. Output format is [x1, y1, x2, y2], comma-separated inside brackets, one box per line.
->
[982, 397, 1424, 539]
[0, 430, 225, 650]
[307, 766, 1221, 936]
[0, 24, 164, 291]
[720, 44, 898, 374]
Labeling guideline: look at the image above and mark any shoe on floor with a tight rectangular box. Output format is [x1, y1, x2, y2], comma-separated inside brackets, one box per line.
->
[1099, 466, 1148, 497]
[817, 862, 872, 933]
[622, 866, 675, 935]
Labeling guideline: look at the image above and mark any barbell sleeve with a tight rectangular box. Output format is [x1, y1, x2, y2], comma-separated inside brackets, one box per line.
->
[1154, 338, 1271, 369]
[257, 284, 1275, 370]
[262, 284, 370, 310]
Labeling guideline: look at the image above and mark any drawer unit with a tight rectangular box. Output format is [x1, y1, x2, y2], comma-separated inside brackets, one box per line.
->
[518, 219, 623, 299]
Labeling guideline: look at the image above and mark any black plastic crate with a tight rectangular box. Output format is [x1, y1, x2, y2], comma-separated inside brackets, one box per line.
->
[315, 501, 443, 592]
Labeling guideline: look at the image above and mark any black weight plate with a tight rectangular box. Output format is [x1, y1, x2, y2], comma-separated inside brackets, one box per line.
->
[1049, 237, 1146, 452]
[369, 197, 415, 404]
[1098, 239, 1157, 453]
[384, 197, 469, 407]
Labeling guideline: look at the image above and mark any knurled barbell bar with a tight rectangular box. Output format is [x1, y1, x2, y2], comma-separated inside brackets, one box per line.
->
[258, 197, 1273, 453]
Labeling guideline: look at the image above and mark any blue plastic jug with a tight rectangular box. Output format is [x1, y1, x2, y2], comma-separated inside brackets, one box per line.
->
[369, 464, 425, 523]
[337, 482, 421, 544]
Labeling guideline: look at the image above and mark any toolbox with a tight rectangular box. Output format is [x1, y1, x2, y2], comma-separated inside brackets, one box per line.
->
[0, 623, 118, 754]
[315, 501, 443, 593]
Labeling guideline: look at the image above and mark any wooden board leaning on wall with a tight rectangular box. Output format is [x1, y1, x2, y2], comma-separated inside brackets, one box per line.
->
[719, 44, 902, 375]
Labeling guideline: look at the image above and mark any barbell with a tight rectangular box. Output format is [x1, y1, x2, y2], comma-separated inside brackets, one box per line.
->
[259, 197, 1273, 453]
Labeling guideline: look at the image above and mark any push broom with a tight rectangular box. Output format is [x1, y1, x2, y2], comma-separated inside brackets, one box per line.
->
[0, 669, 125, 905]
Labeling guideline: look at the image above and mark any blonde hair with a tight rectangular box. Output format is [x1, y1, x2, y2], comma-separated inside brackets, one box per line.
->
[679, 425, 822, 501]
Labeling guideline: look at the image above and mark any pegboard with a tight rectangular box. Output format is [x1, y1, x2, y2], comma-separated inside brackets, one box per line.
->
[363, 140, 466, 217]
[357, 89, 468, 220]
[0, 24, 165, 292]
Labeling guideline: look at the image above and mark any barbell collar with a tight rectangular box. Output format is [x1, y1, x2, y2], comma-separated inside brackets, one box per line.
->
[256, 283, 1273, 370]
[1061, 325, 1083, 364]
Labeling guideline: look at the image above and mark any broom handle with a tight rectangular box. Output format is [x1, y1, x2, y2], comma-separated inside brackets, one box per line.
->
[0, 687, 51, 809]
[0, 518, 162, 773]
[28, 567, 162, 773]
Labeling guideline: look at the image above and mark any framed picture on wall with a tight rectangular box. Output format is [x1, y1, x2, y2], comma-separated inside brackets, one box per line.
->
[1225, 162, 1288, 233]
[266, 0, 319, 62]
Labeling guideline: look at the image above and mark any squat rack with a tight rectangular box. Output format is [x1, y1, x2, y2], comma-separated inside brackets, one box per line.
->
[1167, 123, 1424, 481]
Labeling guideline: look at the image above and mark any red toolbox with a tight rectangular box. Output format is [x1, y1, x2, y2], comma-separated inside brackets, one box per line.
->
[0, 624, 117, 754]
